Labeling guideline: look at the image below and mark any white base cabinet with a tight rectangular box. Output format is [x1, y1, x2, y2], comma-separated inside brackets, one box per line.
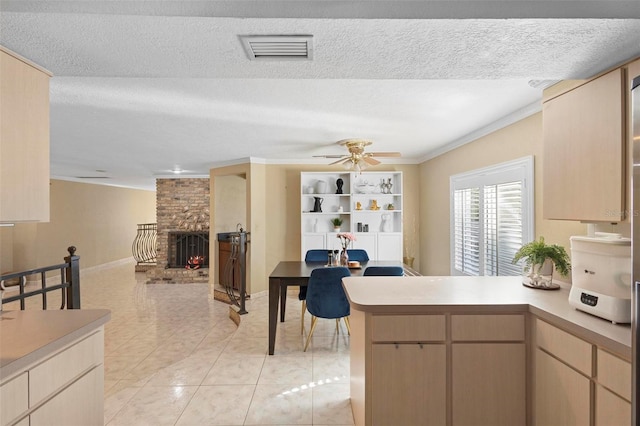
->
[0, 328, 105, 426]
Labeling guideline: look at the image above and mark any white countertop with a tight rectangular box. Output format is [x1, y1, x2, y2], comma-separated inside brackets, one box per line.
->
[342, 276, 631, 359]
[0, 309, 111, 380]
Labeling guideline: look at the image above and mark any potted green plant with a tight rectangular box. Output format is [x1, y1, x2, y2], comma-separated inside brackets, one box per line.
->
[512, 236, 571, 290]
[331, 217, 343, 232]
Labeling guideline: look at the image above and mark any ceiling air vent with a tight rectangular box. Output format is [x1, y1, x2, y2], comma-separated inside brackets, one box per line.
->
[240, 35, 313, 61]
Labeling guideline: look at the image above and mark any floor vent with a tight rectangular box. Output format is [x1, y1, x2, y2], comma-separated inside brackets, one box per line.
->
[240, 35, 313, 60]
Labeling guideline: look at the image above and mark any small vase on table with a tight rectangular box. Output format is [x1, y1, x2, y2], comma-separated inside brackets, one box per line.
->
[340, 249, 349, 266]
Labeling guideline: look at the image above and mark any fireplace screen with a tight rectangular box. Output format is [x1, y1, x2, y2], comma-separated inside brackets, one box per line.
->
[168, 232, 210, 268]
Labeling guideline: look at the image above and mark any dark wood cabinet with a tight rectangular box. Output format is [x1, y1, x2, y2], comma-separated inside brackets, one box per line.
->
[218, 241, 241, 291]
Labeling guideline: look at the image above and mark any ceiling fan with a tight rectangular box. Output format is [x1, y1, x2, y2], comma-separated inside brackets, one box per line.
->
[314, 139, 401, 171]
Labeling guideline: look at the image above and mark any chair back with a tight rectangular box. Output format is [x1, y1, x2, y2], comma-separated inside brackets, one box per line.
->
[306, 267, 351, 319]
[363, 266, 404, 276]
[305, 249, 329, 262]
[346, 249, 369, 262]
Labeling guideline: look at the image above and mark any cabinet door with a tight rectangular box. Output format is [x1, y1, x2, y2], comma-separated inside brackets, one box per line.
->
[301, 233, 326, 258]
[0, 49, 50, 222]
[0, 372, 28, 426]
[352, 232, 376, 259]
[595, 385, 630, 426]
[452, 343, 526, 426]
[30, 367, 103, 426]
[371, 343, 446, 426]
[542, 68, 625, 221]
[377, 233, 402, 261]
[534, 349, 590, 426]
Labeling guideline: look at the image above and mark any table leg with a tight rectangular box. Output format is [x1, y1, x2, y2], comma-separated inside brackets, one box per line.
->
[269, 277, 279, 355]
[280, 284, 287, 322]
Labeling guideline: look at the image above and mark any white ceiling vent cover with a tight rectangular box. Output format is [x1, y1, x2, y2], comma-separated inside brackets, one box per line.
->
[240, 35, 313, 61]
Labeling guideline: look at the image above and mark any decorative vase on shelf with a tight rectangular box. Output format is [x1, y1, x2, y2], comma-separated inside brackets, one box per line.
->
[340, 249, 349, 266]
[381, 213, 391, 232]
[312, 219, 318, 233]
[333, 227, 341, 233]
[315, 180, 327, 194]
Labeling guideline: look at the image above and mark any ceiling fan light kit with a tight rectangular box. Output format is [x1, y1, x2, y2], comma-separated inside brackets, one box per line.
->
[315, 138, 401, 172]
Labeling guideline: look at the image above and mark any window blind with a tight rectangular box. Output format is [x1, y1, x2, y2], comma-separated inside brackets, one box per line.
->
[450, 156, 533, 277]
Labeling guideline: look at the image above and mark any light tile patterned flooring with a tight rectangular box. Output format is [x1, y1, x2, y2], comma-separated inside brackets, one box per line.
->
[5, 261, 354, 425]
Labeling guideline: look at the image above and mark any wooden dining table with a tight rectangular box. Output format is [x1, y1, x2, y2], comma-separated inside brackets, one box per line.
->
[268, 260, 419, 355]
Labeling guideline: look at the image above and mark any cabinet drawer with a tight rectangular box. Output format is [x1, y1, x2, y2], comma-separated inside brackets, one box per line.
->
[30, 367, 103, 426]
[597, 348, 631, 401]
[451, 314, 525, 341]
[595, 385, 630, 426]
[535, 319, 592, 375]
[371, 315, 445, 342]
[30, 330, 103, 405]
[0, 372, 28, 426]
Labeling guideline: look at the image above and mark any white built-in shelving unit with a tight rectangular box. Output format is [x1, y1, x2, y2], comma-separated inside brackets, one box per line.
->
[300, 171, 403, 260]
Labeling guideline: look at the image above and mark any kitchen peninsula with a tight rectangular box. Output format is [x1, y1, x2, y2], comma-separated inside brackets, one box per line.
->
[343, 276, 631, 426]
[0, 309, 110, 426]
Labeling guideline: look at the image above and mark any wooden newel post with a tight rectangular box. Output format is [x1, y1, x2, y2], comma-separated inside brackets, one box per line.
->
[65, 246, 81, 309]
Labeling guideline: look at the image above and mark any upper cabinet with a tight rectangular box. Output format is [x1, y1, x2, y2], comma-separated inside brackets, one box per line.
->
[542, 68, 625, 222]
[0, 46, 51, 222]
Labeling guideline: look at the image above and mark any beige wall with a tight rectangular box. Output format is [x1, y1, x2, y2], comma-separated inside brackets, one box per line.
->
[1, 179, 155, 272]
[419, 112, 587, 276]
[214, 174, 247, 235]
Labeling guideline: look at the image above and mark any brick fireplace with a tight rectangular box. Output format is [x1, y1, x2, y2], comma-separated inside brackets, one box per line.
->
[146, 178, 210, 284]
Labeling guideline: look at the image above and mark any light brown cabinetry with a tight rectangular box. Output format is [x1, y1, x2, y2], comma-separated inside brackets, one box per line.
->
[0, 46, 51, 222]
[371, 343, 446, 426]
[534, 348, 591, 426]
[351, 312, 526, 426]
[595, 347, 631, 426]
[542, 68, 625, 221]
[451, 315, 526, 426]
[533, 319, 631, 426]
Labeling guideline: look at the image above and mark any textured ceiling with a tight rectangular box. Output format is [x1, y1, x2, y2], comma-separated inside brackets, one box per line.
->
[1, 1, 640, 190]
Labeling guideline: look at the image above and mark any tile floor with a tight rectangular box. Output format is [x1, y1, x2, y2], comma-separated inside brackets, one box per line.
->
[5, 261, 354, 425]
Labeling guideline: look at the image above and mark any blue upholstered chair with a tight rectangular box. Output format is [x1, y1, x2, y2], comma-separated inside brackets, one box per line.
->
[346, 249, 369, 262]
[363, 266, 404, 276]
[304, 266, 352, 351]
[299, 250, 331, 333]
[305, 250, 329, 262]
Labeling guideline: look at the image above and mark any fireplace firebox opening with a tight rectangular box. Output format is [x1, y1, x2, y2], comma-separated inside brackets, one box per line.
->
[167, 232, 210, 268]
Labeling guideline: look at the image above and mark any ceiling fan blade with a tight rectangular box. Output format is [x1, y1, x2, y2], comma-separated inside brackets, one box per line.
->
[368, 152, 401, 157]
[363, 156, 381, 166]
[312, 155, 346, 159]
[329, 157, 350, 166]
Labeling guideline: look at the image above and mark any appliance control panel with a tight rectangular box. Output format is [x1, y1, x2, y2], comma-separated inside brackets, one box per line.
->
[580, 292, 599, 307]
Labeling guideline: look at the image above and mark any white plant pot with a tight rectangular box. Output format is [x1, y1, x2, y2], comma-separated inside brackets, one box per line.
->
[522, 259, 559, 290]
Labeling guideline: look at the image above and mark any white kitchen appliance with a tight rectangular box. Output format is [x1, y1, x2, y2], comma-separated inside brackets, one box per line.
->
[568, 233, 632, 324]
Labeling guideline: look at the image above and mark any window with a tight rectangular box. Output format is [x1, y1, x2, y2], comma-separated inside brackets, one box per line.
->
[450, 156, 534, 276]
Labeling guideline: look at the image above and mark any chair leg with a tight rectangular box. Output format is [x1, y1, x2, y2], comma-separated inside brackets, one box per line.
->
[344, 316, 351, 335]
[300, 300, 306, 335]
[335, 318, 340, 334]
[304, 316, 318, 352]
